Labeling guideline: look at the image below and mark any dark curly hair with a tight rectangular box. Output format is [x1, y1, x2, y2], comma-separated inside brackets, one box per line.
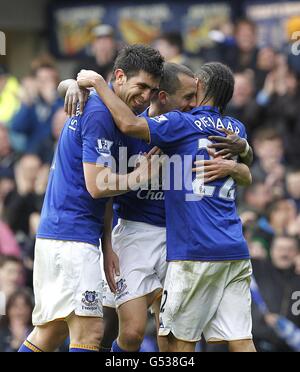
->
[197, 62, 235, 114]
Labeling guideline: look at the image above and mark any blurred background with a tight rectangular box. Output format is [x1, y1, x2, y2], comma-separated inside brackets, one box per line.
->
[0, 0, 300, 352]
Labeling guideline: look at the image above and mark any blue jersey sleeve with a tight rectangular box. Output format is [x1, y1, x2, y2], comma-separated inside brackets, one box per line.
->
[235, 119, 248, 140]
[81, 110, 116, 168]
[146, 111, 187, 148]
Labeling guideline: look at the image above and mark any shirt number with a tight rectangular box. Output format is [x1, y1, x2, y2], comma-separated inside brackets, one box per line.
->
[192, 139, 236, 201]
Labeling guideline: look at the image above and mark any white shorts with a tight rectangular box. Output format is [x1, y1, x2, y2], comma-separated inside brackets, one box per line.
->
[159, 260, 253, 343]
[112, 219, 167, 309]
[32, 239, 103, 326]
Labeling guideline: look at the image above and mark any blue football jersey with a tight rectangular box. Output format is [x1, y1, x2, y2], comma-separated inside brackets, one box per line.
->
[146, 105, 250, 262]
[37, 92, 125, 247]
[113, 109, 166, 227]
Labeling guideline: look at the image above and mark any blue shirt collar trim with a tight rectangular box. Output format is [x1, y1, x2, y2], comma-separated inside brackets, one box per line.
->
[191, 106, 220, 115]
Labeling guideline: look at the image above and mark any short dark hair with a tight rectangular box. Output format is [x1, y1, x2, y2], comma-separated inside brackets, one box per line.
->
[197, 62, 235, 114]
[156, 32, 184, 54]
[271, 235, 300, 251]
[235, 18, 257, 34]
[159, 62, 195, 95]
[112, 44, 164, 81]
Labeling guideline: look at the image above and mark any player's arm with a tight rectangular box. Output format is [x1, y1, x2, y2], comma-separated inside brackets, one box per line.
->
[101, 198, 119, 293]
[193, 158, 252, 186]
[57, 79, 89, 116]
[77, 70, 150, 142]
[84, 147, 161, 199]
[208, 129, 254, 167]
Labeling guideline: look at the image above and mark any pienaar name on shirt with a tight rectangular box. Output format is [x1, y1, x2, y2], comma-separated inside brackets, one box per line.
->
[193, 116, 241, 135]
[93, 147, 237, 202]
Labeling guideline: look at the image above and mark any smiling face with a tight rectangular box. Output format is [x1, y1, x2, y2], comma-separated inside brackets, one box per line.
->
[162, 73, 197, 113]
[115, 69, 160, 113]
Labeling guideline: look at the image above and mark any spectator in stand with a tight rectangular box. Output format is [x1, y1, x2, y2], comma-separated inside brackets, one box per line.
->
[286, 169, 300, 212]
[3, 155, 43, 239]
[75, 24, 119, 81]
[0, 222, 20, 258]
[255, 46, 277, 92]
[153, 32, 192, 68]
[0, 123, 18, 175]
[0, 170, 15, 217]
[10, 57, 63, 162]
[251, 128, 285, 194]
[0, 65, 20, 125]
[266, 199, 298, 237]
[221, 18, 259, 73]
[0, 289, 34, 352]
[252, 235, 300, 352]
[226, 71, 264, 140]
[0, 256, 24, 299]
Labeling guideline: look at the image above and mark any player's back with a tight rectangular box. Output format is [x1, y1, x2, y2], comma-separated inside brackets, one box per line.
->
[37, 93, 114, 246]
[147, 105, 250, 262]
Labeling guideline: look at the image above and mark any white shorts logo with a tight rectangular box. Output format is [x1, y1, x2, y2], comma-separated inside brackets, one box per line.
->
[0, 292, 6, 315]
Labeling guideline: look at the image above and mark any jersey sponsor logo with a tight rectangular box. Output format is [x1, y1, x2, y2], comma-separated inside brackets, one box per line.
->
[152, 115, 168, 123]
[136, 189, 165, 201]
[96, 138, 114, 157]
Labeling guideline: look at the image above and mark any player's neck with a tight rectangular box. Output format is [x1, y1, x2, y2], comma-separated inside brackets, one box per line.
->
[197, 98, 215, 108]
[148, 103, 165, 118]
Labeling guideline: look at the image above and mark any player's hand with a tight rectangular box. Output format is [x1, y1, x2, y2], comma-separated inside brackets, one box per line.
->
[64, 80, 89, 117]
[104, 249, 120, 294]
[132, 147, 162, 187]
[193, 158, 236, 183]
[77, 70, 104, 88]
[208, 128, 247, 159]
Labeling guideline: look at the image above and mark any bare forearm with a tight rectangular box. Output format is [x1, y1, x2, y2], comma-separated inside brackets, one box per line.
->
[230, 163, 252, 186]
[240, 146, 254, 167]
[93, 78, 149, 141]
[101, 198, 113, 253]
[93, 172, 132, 198]
[57, 79, 76, 97]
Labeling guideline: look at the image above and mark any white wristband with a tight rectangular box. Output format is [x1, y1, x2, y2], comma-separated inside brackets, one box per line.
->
[240, 140, 250, 158]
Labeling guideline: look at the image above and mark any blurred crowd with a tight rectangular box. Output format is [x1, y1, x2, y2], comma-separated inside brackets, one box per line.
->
[0, 17, 300, 352]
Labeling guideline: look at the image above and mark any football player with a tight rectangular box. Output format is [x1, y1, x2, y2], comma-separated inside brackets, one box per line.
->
[18, 45, 164, 353]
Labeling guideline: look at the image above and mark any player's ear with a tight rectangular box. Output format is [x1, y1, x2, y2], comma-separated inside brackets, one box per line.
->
[114, 69, 127, 86]
[158, 91, 168, 105]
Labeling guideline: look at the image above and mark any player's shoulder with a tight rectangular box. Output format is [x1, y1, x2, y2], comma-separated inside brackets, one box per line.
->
[150, 109, 188, 124]
[81, 92, 113, 121]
